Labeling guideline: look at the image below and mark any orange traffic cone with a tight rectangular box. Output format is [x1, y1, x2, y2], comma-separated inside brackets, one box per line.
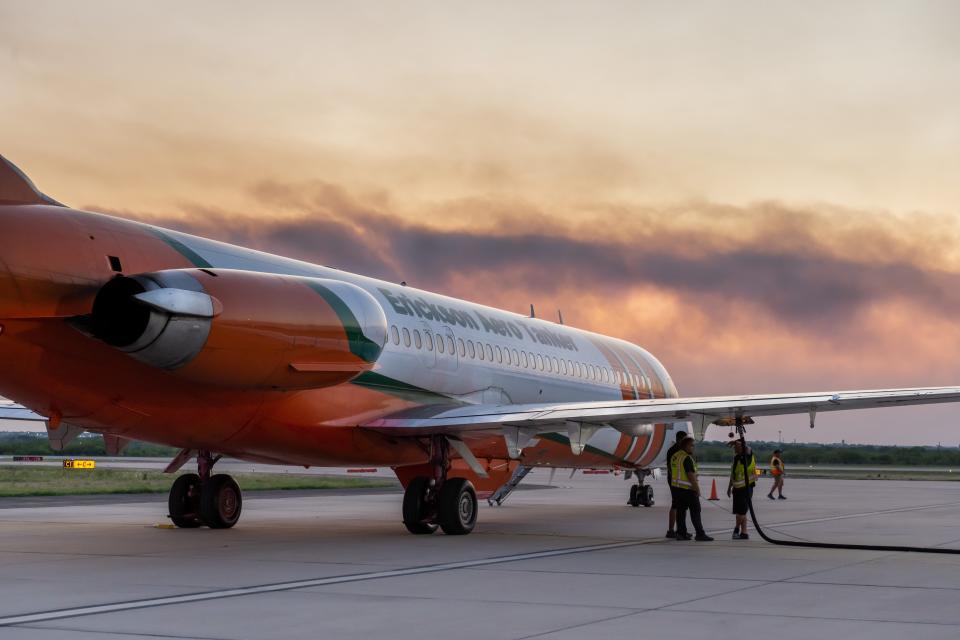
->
[707, 478, 720, 500]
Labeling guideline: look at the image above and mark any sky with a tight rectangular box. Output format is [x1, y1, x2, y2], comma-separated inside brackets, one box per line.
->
[3, 1, 960, 445]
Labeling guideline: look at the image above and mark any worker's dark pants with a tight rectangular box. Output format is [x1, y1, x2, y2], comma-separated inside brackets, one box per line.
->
[675, 489, 706, 536]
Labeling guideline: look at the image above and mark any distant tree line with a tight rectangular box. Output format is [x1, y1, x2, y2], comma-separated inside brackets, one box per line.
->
[697, 440, 960, 466]
[4, 432, 960, 466]
[0, 433, 177, 457]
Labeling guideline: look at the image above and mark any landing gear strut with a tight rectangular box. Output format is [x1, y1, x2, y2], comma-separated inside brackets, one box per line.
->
[628, 472, 654, 508]
[402, 436, 478, 535]
[168, 450, 242, 529]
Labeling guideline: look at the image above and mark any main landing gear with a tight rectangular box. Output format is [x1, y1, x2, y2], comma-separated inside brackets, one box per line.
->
[402, 436, 478, 535]
[168, 450, 242, 529]
[628, 472, 654, 508]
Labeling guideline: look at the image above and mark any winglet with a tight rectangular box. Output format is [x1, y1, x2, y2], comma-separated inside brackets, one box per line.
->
[0, 155, 63, 206]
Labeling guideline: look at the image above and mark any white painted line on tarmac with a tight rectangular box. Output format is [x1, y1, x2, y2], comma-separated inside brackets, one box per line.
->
[4, 499, 960, 627]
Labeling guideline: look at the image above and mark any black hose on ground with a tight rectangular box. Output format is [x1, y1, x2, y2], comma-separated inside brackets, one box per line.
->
[734, 426, 960, 555]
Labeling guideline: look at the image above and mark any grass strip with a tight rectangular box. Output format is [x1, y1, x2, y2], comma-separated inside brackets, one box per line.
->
[0, 465, 395, 497]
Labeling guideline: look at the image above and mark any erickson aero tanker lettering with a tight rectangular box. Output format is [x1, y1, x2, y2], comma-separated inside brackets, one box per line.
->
[2, 155, 960, 535]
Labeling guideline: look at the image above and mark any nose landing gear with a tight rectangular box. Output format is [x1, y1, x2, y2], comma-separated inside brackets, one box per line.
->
[167, 450, 242, 529]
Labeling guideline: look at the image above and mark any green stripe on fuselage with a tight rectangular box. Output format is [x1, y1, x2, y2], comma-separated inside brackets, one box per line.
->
[304, 281, 382, 363]
[150, 229, 213, 268]
[351, 371, 454, 404]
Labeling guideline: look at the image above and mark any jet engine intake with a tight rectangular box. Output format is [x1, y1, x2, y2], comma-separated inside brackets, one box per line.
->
[90, 269, 388, 389]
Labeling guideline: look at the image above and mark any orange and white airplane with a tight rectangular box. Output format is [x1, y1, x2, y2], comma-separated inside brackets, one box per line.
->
[2, 154, 959, 535]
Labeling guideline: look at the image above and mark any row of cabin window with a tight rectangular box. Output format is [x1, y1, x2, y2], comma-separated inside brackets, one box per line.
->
[388, 325, 651, 389]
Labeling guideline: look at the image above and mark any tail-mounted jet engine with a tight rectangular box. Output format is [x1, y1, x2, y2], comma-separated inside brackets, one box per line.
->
[90, 269, 388, 390]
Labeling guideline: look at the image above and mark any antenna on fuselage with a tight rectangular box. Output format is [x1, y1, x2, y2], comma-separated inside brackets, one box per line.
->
[529, 304, 536, 318]
[557, 310, 564, 325]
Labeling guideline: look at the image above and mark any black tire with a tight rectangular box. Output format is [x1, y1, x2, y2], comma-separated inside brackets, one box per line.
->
[438, 478, 477, 535]
[403, 476, 438, 534]
[168, 473, 202, 528]
[199, 474, 242, 529]
[628, 484, 640, 507]
[641, 485, 655, 508]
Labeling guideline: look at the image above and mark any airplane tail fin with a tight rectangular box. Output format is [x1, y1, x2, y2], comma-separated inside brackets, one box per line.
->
[0, 155, 63, 206]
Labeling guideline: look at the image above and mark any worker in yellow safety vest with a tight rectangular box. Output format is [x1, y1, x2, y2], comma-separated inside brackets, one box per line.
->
[664, 430, 687, 539]
[669, 437, 713, 541]
[768, 449, 786, 500]
[726, 440, 757, 540]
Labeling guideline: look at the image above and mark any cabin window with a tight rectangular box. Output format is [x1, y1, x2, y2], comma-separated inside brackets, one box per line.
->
[467, 340, 476, 358]
[414, 330, 422, 349]
[535, 354, 543, 370]
[521, 351, 528, 367]
[560, 359, 567, 375]
[479, 343, 487, 360]
[447, 336, 455, 355]
[436, 334, 444, 353]
[512, 349, 520, 366]
[495, 346, 503, 363]
[107, 255, 123, 272]
[588, 364, 595, 379]
[402, 327, 411, 347]
[545, 357, 552, 373]
[484, 344, 493, 362]
[390, 326, 400, 345]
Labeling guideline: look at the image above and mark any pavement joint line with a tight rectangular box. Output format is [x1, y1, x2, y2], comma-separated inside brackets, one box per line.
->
[21, 623, 228, 640]
[3, 498, 959, 628]
[514, 610, 646, 640]
[659, 606, 960, 628]
[0, 536, 659, 627]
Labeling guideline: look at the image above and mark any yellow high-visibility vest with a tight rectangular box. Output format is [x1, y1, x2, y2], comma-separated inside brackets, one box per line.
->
[670, 450, 696, 489]
[731, 453, 757, 489]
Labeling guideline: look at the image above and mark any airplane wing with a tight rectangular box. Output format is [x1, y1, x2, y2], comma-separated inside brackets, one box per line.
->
[362, 386, 960, 457]
[0, 399, 46, 422]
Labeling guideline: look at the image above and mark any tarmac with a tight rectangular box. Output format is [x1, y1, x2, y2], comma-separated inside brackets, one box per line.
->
[1, 472, 959, 639]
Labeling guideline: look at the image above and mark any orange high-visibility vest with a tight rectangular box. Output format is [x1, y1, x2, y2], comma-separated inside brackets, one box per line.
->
[770, 456, 784, 477]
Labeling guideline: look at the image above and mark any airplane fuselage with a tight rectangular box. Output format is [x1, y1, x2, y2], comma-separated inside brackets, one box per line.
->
[0, 204, 682, 479]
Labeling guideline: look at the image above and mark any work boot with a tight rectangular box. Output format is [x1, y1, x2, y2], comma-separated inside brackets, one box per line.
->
[767, 494, 775, 500]
[694, 534, 714, 541]
[737, 533, 750, 540]
[676, 532, 692, 540]
[731, 530, 740, 540]
[665, 530, 676, 539]
[778, 495, 787, 500]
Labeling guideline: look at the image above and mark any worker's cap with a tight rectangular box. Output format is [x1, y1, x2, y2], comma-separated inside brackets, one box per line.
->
[675, 431, 688, 443]
[680, 436, 696, 446]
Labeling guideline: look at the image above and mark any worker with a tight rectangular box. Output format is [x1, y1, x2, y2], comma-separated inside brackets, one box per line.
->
[664, 430, 687, 539]
[726, 440, 757, 539]
[669, 436, 713, 541]
[768, 449, 786, 499]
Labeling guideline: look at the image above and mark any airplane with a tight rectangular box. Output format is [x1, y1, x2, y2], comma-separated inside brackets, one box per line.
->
[2, 153, 960, 536]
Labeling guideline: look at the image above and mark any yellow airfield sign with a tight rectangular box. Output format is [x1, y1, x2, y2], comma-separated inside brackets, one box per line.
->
[63, 459, 96, 469]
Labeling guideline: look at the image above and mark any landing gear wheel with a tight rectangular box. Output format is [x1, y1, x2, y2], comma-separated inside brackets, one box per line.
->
[168, 473, 202, 528]
[628, 484, 641, 507]
[199, 474, 242, 529]
[403, 476, 438, 534]
[438, 478, 477, 535]
[640, 485, 654, 507]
